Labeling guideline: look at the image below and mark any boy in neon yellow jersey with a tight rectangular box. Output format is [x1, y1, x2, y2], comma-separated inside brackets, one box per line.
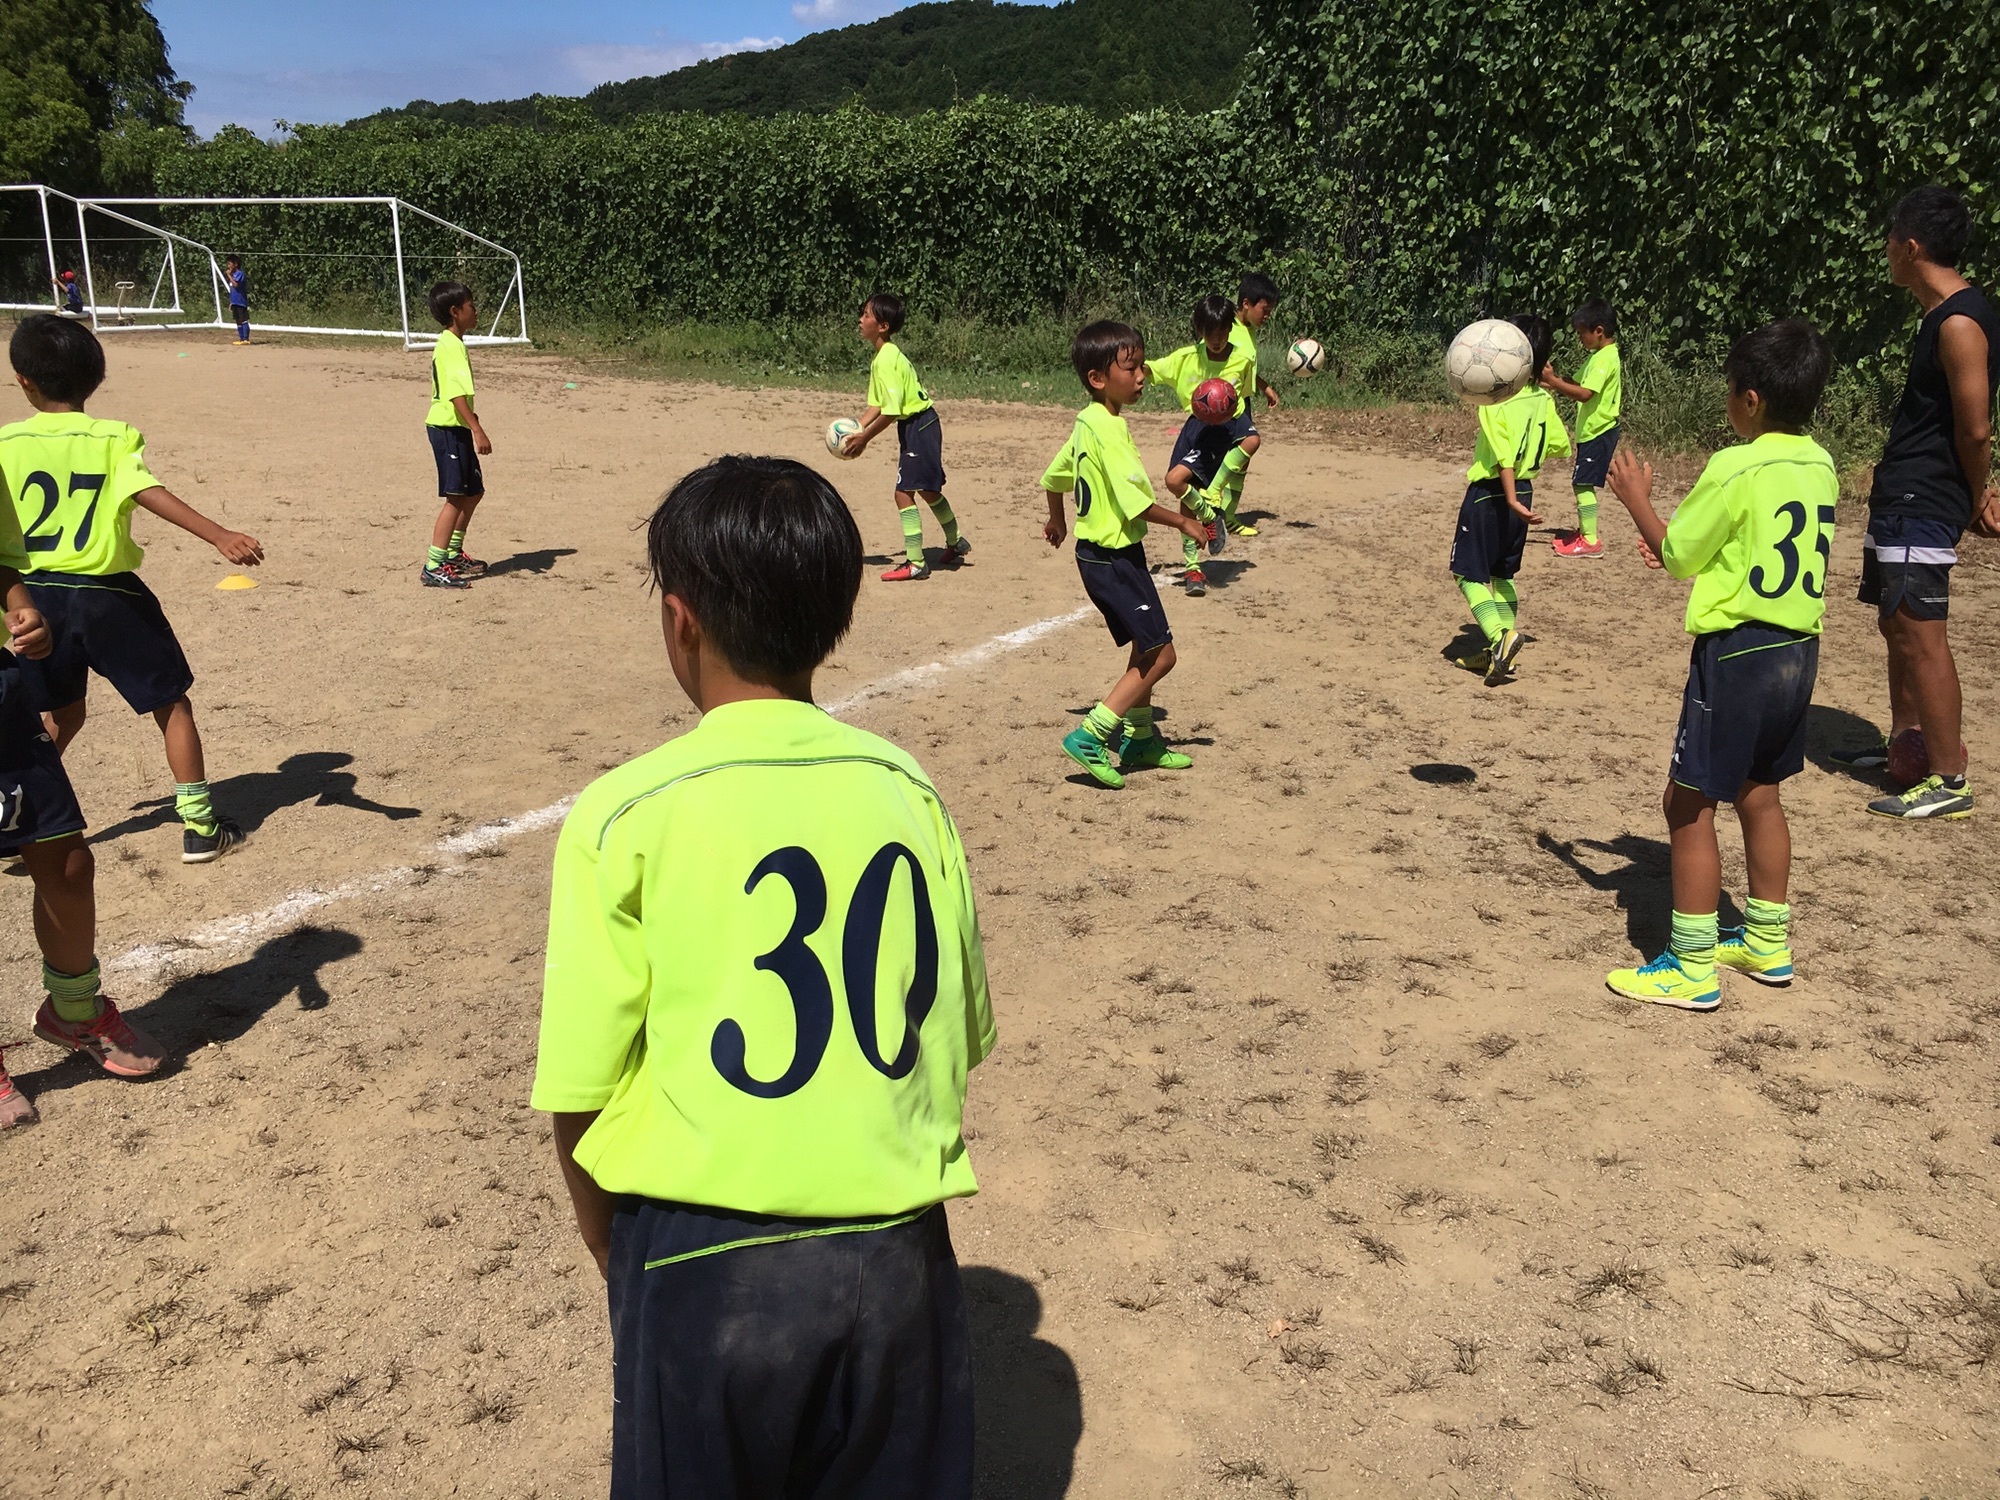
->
[1042, 321, 1212, 787]
[841, 290, 968, 582]
[1448, 313, 1571, 684]
[421, 281, 492, 587]
[1145, 293, 1241, 595]
[1544, 298, 1623, 557]
[2, 315, 261, 863]
[533, 454, 994, 1495]
[1603, 319, 1838, 1010]
[1222, 271, 1283, 534]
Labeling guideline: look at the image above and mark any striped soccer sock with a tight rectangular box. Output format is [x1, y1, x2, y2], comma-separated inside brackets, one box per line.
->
[427, 545, 449, 570]
[1084, 702, 1123, 744]
[1669, 909, 1718, 978]
[1124, 703, 1156, 742]
[1743, 897, 1790, 952]
[1492, 578, 1518, 630]
[924, 496, 961, 547]
[175, 780, 218, 837]
[898, 505, 926, 567]
[1575, 489, 1599, 544]
[447, 527, 466, 560]
[1457, 578, 1505, 646]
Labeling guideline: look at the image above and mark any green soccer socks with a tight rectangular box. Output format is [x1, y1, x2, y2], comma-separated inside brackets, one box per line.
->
[43, 959, 103, 1024]
[924, 496, 961, 547]
[1084, 703, 1123, 743]
[1458, 578, 1505, 646]
[1743, 898, 1788, 950]
[1492, 578, 1519, 631]
[175, 780, 219, 837]
[1669, 909, 1718, 981]
[426, 544, 449, 570]
[898, 505, 926, 567]
[1575, 489, 1599, 544]
[448, 527, 467, 560]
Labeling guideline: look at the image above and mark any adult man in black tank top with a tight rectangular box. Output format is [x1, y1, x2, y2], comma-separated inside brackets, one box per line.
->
[1838, 187, 2000, 820]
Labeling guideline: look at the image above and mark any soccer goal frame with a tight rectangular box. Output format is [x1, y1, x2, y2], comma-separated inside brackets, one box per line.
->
[0, 183, 200, 324]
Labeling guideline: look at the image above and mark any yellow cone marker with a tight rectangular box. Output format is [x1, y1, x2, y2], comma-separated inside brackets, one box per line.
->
[216, 574, 258, 591]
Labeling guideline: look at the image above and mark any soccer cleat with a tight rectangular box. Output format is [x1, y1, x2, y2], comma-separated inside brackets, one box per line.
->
[1061, 726, 1125, 789]
[1867, 774, 1973, 820]
[1484, 628, 1523, 685]
[1183, 567, 1207, 597]
[944, 537, 972, 565]
[183, 817, 245, 864]
[1829, 737, 1890, 769]
[0, 1048, 37, 1128]
[1453, 646, 1493, 674]
[880, 561, 930, 582]
[1118, 734, 1192, 771]
[1552, 533, 1603, 557]
[33, 996, 165, 1077]
[1715, 927, 1794, 986]
[448, 553, 488, 577]
[422, 562, 470, 589]
[1227, 519, 1259, 537]
[1605, 951, 1721, 1011]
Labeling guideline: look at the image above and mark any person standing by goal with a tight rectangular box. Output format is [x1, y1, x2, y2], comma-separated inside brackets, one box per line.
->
[1835, 187, 2000, 820]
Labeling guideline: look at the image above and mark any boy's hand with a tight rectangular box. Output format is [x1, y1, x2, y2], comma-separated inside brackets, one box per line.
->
[1180, 514, 1210, 543]
[840, 432, 867, 459]
[5, 606, 49, 659]
[1263, 385, 1280, 410]
[1607, 447, 1654, 511]
[1510, 501, 1543, 524]
[215, 530, 264, 566]
[1043, 512, 1067, 548]
[1538, 367, 1558, 390]
[1973, 484, 2000, 539]
[472, 422, 493, 457]
[1636, 538, 1665, 570]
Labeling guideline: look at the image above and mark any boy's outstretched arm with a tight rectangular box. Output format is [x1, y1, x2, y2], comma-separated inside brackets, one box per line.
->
[133, 486, 264, 565]
[552, 1111, 614, 1279]
[1607, 449, 1667, 568]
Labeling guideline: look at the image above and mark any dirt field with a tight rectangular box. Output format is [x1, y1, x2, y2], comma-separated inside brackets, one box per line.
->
[1, 334, 1996, 1500]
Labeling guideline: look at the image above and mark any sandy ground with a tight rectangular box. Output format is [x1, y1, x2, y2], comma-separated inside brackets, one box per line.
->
[0, 333, 1996, 1500]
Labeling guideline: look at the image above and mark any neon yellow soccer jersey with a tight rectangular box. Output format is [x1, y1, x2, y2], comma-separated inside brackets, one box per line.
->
[1228, 319, 1260, 397]
[532, 698, 996, 1218]
[427, 330, 474, 428]
[1466, 386, 1572, 484]
[1040, 402, 1159, 549]
[1146, 341, 1252, 419]
[0, 466, 29, 574]
[0, 412, 162, 576]
[865, 341, 934, 420]
[1661, 431, 1838, 636]
[1576, 343, 1623, 441]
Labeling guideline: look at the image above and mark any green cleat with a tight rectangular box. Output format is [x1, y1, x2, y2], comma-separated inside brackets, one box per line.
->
[1062, 725, 1125, 789]
[1118, 734, 1192, 771]
[1715, 927, 1793, 986]
[1605, 951, 1721, 1011]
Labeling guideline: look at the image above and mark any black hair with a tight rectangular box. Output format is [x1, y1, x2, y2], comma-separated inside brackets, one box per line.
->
[645, 456, 861, 680]
[428, 280, 473, 327]
[1723, 318, 1831, 431]
[1238, 271, 1281, 307]
[1070, 319, 1145, 399]
[1509, 313, 1553, 381]
[1571, 297, 1618, 337]
[225, 254, 241, 267]
[10, 313, 106, 404]
[861, 291, 906, 334]
[1192, 294, 1235, 340]
[1888, 186, 1971, 269]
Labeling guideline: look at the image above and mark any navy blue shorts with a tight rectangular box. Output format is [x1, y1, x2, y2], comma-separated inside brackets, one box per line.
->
[18, 572, 193, 716]
[1669, 622, 1819, 800]
[1448, 479, 1531, 584]
[0, 659, 85, 855]
[895, 409, 947, 493]
[1572, 426, 1619, 488]
[1168, 410, 1258, 490]
[427, 424, 484, 498]
[1859, 512, 1959, 622]
[1077, 539, 1172, 651]
[607, 1199, 972, 1500]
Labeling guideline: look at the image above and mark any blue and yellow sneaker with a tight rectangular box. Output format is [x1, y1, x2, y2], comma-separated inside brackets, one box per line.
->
[1715, 927, 1793, 986]
[1062, 725, 1125, 789]
[1605, 951, 1721, 1011]
[1118, 733, 1192, 771]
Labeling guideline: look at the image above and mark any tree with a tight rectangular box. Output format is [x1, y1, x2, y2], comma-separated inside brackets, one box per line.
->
[0, 0, 191, 192]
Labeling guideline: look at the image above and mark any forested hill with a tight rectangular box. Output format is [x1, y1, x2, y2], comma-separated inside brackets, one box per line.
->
[365, 0, 1253, 127]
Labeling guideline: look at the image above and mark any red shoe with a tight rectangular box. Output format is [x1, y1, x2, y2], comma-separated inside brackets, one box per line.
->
[0, 1047, 37, 1128]
[32, 997, 164, 1078]
[880, 561, 931, 582]
[1552, 533, 1604, 558]
[1183, 567, 1207, 596]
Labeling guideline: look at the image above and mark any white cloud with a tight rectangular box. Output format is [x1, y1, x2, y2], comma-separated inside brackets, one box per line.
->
[563, 35, 785, 89]
[790, 0, 900, 22]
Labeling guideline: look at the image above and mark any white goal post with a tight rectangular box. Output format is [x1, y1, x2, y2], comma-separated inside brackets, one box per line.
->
[0, 185, 528, 349]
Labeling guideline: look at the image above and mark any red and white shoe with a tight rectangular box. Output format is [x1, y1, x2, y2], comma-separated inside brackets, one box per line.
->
[0, 1047, 37, 1128]
[1552, 532, 1604, 558]
[32, 997, 164, 1078]
[880, 561, 930, 582]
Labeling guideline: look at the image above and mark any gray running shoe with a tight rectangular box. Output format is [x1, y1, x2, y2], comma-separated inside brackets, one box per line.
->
[1830, 737, 1890, 768]
[1867, 775, 1973, 821]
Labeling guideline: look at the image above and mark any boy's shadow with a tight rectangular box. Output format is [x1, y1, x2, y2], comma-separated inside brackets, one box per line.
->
[860, 547, 971, 572]
[92, 751, 421, 842]
[1805, 703, 1887, 783]
[1537, 831, 1743, 954]
[483, 547, 577, 578]
[13, 924, 363, 1098]
[1438, 624, 1487, 666]
[1197, 557, 1254, 589]
[964, 1267, 1082, 1498]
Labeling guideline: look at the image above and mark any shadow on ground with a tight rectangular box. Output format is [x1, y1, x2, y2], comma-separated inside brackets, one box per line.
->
[92, 751, 421, 842]
[965, 1266, 1082, 1499]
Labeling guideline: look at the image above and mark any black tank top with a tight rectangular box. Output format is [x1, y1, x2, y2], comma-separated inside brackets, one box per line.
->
[1869, 284, 2000, 527]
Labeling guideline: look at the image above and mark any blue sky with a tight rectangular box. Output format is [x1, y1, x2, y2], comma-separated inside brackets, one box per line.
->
[155, 0, 1062, 137]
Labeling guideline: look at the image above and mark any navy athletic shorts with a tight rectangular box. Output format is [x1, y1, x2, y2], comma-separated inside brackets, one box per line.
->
[1859, 512, 1959, 622]
[607, 1199, 973, 1500]
[1669, 621, 1820, 800]
[1572, 426, 1619, 488]
[895, 409, 947, 493]
[0, 658, 85, 855]
[18, 572, 193, 716]
[427, 423, 484, 498]
[1077, 539, 1172, 651]
[1448, 478, 1531, 584]
[1168, 410, 1258, 491]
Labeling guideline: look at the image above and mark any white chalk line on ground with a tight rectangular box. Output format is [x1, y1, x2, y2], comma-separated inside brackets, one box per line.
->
[105, 606, 1094, 984]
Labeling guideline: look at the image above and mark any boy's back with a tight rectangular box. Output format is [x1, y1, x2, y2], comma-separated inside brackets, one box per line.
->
[1663, 431, 1837, 635]
[1468, 384, 1571, 484]
[0, 411, 158, 576]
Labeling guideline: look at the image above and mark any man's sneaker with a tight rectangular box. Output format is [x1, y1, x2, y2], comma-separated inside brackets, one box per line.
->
[447, 553, 488, 577]
[183, 817, 245, 864]
[1553, 533, 1603, 557]
[1453, 646, 1493, 674]
[880, 561, 930, 582]
[1118, 733, 1192, 771]
[33, 997, 164, 1077]
[1061, 725, 1125, 789]
[1227, 519, 1259, 537]
[944, 537, 972, 565]
[421, 562, 470, 589]
[1484, 628, 1524, 685]
[1867, 774, 1973, 820]
[1183, 567, 1207, 596]
[1715, 927, 1794, 986]
[1605, 952, 1721, 1011]
[0, 1048, 37, 1128]
[1829, 736, 1890, 769]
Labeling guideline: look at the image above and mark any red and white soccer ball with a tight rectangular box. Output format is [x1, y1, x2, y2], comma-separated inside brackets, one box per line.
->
[1886, 727, 1969, 786]
[1446, 319, 1534, 406]
[1191, 377, 1236, 425]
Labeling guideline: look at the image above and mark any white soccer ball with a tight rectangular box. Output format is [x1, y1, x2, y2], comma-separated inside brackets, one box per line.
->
[1286, 337, 1326, 376]
[1446, 319, 1534, 406]
[825, 417, 861, 458]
